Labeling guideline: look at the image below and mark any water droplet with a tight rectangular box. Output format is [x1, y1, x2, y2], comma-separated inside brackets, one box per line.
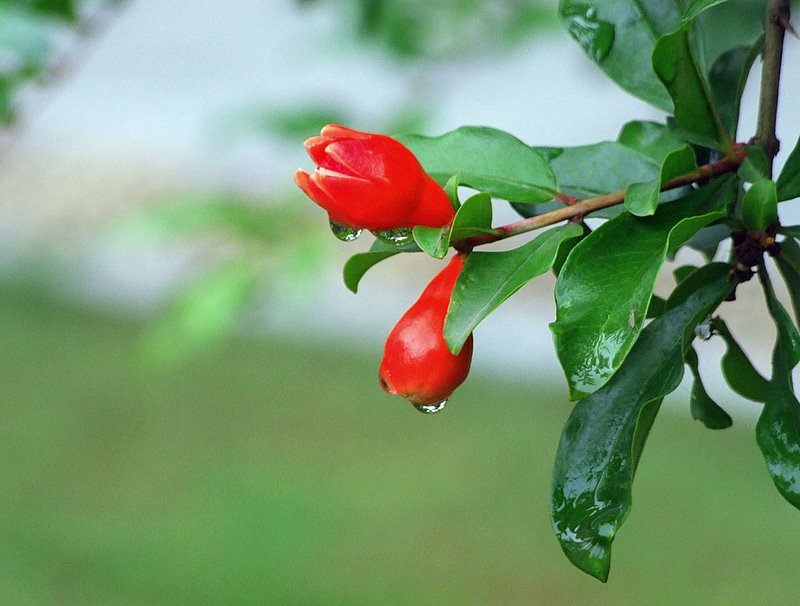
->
[329, 220, 362, 242]
[562, 4, 615, 63]
[371, 228, 414, 245]
[412, 400, 447, 415]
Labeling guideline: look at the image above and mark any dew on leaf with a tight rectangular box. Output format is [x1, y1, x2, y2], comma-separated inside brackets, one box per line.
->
[562, 4, 615, 63]
[329, 220, 362, 242]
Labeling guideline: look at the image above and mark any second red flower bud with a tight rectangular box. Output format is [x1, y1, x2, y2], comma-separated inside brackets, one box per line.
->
[379, 253, 473, 413]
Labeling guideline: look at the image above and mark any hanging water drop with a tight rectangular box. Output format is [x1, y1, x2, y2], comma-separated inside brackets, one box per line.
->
[371, 228, 414, 245]
[412, 400, 447, 415]
[329, 220, 362, 242]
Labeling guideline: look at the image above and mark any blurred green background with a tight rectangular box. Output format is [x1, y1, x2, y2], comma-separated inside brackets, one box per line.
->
[1, 0, 799, 603]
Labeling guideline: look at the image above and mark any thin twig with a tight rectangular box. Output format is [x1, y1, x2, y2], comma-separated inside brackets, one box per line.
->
[458, 148, 746, 248]
[756, 0, 791, 176]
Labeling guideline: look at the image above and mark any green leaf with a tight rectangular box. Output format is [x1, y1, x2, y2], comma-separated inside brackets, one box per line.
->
[756, 265, 800, 510]
[680, 0, 732, 27]
[708, 38, 763, 138]
[741, 179, 778, 232]
[444, 224, 583, 354]
[552, 176, 734, 399]
[685, 346, 733, 429]
[775, 237, 800, 328]
[713, 318, 769, 402]
[652, 26, 731, 151]
[558, 0, 680, 111]
[738, 145, 770, 183]
[397, 127, 556, 202]
[515, 143, 658, 214]
[624, 146, 696, 216]
[551, 263, 734, 581]
[617, 120, 686, 164]
[412, 193, 494, 259]
[777, 136, 800, 202]
[673, 264, 699, 284]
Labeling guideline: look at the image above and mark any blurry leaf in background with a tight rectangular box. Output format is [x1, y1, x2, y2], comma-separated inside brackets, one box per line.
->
[298, 0, 558, 60]
[216, 101, 432, 145]
[117, 193, 334, 367]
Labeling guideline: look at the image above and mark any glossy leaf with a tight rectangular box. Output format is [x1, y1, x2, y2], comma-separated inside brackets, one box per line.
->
[713, 318, 769, 402]
[514, 143, 658, 218]
[709, 39, 763, 138]
[757, 266, 800, 510]
[413, 193, 494, 259]
[444, 224, 583, 354]
[775, 237, 800, 327]
[551, 263, 734, 581]
[617, 120, 686, 164]
[673, 264, 699, 284]
[652, 26, 731, 151]
[777, 136, 800, 202]
[558, 0, 679, 111]
[625, 146, 696, 216]
[738, 145, 770, 183]
[397, 127, 556, 202]
[741, 179, 778, 232]
[552, 177, 734, 399]
[686, 346, 733, 429]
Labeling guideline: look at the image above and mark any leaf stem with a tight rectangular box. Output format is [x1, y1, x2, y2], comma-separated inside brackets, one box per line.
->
[756, 0, 791, 176]
[459, 147, 746, 248]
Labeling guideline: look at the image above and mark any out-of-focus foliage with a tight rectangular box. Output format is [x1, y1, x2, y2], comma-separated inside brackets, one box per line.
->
[0, 0, 120, 123]
[298, 0, 558, 59]
[115, 193, 332, 367]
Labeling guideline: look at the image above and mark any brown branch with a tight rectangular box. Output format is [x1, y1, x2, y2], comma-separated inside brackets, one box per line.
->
[459, 148, 746, 249]
[756, 0, 791, 176]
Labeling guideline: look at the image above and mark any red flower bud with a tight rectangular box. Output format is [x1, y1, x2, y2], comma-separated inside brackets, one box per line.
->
[294, 124, 455, 231]
[379, 254, 473, 410]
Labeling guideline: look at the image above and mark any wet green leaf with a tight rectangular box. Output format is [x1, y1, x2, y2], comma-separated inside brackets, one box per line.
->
[551, 263, 734, 581]
[652, 25, 731, 151]
[777, 136, 800, 202]
[398, 127, 556, 202]
[741, 179, 778, 232]
[552, 176, 734, 399]
[558, 0, 680, 111]
[444, 224, 583, 354]
[757, 266, 800, 510]
[686, 346, 732, 429]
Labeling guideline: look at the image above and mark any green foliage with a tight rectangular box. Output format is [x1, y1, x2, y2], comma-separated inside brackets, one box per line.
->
[444, 224, 583, 354]
[551, 177, 733, 399]
[741, 179, 778, 231]
[398, 127, 556, 203]
[551, 264, 734, 581]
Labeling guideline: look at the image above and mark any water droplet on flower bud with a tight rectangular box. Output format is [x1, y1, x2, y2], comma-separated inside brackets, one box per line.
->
[329, 220, 362, 242]
[412, 400, 447, 415]
[371, 228, 414, 245]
